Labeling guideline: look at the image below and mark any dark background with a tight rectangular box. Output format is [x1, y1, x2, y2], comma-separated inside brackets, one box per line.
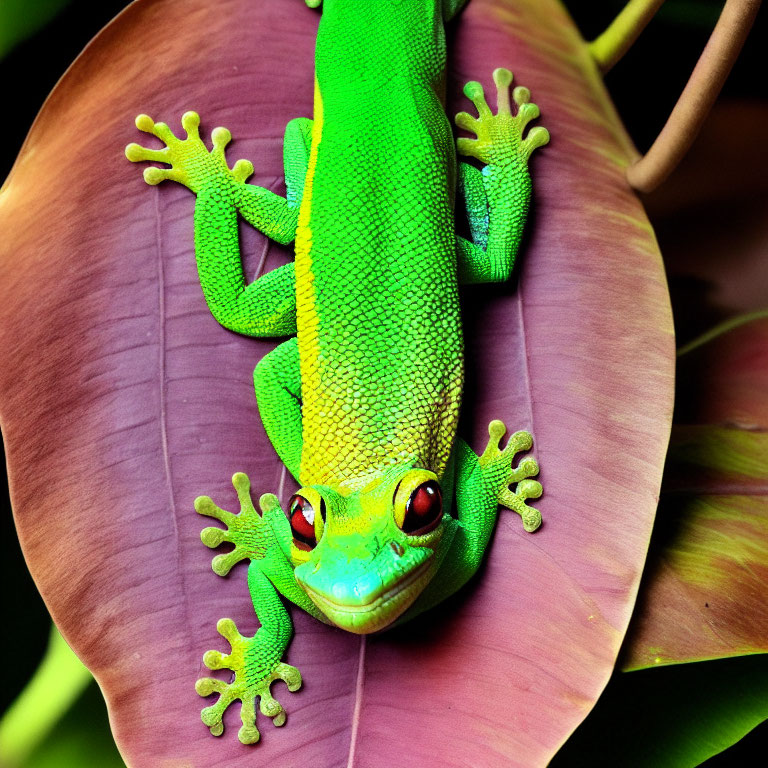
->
[1, 1, 766, 764]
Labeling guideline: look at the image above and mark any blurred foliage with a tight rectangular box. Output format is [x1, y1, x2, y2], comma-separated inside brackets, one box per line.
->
[20, 683, 124, 768]
[656, 1, 722, 27]
[0, 0, 70, 58]
[1, 1, 766, 766]
[0, 0, 128, 180]
[585, 0, 723, 29]
[551, 654, 768, 767]
[0, 627, 92, 765]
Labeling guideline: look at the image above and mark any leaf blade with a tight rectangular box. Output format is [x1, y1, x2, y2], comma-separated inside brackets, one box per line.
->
[0, 0, 674, 765]
[624, 316, 768, 670]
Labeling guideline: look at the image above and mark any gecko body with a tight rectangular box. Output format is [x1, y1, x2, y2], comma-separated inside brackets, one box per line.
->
[126, 0, 548, 744]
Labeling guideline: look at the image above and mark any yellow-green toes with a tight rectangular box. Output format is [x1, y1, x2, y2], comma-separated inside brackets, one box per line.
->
[455, 67, 550, 166]
[480, 419, 543, 532]
[195, 618, 302, 744]
[125, 110, 253, 193]
[196, 472, 269, 575]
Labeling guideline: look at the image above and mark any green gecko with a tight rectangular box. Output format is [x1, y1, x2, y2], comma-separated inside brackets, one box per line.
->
[126, 0, 548, 746]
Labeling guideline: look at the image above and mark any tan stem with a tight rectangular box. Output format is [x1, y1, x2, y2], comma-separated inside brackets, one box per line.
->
[589, 0, 667, 73]
[627, 0, 762, 193]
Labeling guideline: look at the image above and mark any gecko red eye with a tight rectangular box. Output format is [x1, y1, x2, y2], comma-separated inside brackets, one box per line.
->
[289, 495, 318, 549]
[400, 480, 443, 535]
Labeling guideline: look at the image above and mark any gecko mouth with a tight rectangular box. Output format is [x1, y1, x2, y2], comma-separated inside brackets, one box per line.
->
[300, 559, 434, 634]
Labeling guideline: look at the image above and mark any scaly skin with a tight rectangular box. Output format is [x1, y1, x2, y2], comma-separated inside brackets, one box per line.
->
[126, 0, 548, 745]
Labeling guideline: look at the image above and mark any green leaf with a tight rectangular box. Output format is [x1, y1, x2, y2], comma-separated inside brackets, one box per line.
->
[0, 0, 71, 59]
[20, 683, 125, 768]
[0, 626, 91, 766]
[0, 625, 123, 767]
[550, 654, 768, 768]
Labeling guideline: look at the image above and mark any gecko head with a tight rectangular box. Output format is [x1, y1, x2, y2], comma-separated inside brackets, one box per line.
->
[290, 467, 456, 634]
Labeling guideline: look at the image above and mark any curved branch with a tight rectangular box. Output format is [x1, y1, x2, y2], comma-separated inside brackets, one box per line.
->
[589, 0, 667, 73]
[627, 0, 762, 193]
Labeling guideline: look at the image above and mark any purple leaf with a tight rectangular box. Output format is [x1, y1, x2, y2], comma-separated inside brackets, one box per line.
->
[0, 0, 673, 765]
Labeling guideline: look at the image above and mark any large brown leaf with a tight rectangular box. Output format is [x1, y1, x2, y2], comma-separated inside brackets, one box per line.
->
[0, 0, 674, 765]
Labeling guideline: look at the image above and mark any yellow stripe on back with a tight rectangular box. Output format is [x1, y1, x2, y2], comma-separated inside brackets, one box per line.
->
[294, 78, 328, 486]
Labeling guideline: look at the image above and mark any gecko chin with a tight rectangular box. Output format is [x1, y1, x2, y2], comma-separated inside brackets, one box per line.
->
[298, 558, 435, 634]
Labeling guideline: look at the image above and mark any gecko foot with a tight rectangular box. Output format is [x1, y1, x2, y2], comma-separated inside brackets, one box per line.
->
[196, 473, 278, 575]
[479, 420, 542, 532]
[125, 111, 253, 193]
[196, 618, 302, 744]
[455, 68, 549, 166]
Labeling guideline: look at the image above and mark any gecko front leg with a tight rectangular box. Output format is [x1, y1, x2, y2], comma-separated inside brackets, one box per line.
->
[475, 420, 542, 533]
[194, 474, 304, 744]
[403, 421, 541, 619]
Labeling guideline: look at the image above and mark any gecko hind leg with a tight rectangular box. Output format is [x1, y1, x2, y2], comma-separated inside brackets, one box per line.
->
[195, 478, 305, 744]
[126, 111, 253, 192]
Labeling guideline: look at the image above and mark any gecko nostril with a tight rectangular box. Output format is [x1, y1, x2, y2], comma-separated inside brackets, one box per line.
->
[390, 541, 404, 556]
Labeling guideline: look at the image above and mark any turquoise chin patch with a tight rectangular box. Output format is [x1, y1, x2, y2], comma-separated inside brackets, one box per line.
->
[295, 533, 437, 633]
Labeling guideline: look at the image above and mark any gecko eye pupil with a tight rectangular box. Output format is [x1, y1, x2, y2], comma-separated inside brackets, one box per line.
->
[401, 480, 442, 535]
[289, 495, 317, 549]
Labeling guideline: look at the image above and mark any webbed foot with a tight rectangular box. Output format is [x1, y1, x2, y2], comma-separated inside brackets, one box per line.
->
[125, 111, 253, 193]
[455, 68, 549, 166]
[479, 420, 542, 532]
[195, 618, 302, 744]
